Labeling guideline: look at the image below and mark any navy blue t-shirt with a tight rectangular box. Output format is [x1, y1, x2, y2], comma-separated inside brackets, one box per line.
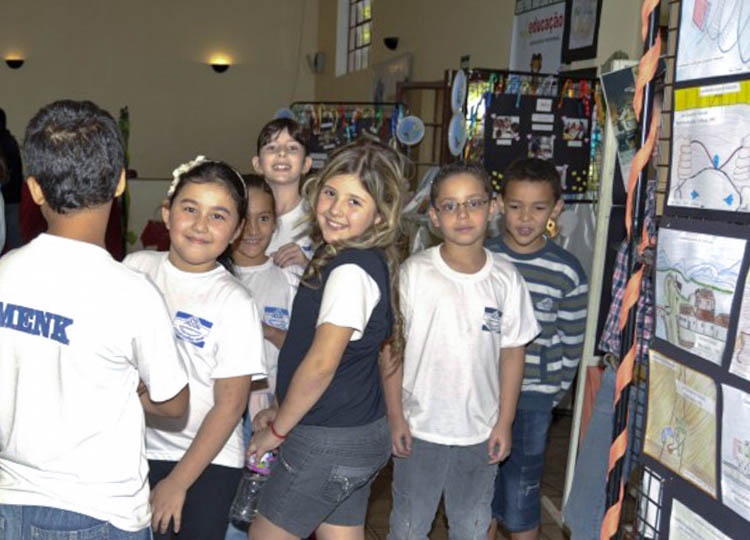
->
[276, 248, 392, 427]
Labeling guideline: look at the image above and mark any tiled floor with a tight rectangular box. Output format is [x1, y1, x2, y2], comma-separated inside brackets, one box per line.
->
[364, 414, 572, 539]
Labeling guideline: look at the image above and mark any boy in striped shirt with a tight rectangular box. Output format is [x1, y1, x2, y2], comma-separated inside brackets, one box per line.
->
[486, 158, 588, 540]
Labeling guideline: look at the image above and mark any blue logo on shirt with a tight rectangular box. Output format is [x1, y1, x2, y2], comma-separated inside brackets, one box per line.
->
[0, 301, 74, 345]
[263, 306, 290, 330]
[482, 307, 502, 333]
[173, 311, 213, 348]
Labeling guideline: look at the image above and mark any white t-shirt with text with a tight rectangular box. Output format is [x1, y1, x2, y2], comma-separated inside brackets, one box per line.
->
[236, 259, 298, 414]
[0, 234, 187, 531]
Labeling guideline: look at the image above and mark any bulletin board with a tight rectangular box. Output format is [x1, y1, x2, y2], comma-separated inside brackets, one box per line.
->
[289, 101, 403, 170]
[629, 1, 750, 537]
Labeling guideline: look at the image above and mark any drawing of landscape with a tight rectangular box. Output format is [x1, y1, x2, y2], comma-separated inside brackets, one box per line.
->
[645, 350, 717, 497]
[676, 0, 750, 82]
[655, 228, 744, 365]
[669, 98, 750, 212]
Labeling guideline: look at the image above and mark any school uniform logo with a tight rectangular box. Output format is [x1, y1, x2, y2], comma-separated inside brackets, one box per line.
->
[263, 306, 291, 330]
[482, 307, 502, 333]
[173, 311, 213, 348]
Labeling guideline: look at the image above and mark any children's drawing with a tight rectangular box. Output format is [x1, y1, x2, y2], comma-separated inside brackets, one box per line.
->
[668, 82, 750, 212]
[721, 384, 750, 518]
[676, 0, 750, 82]
[730, 271, 750, 381]
[655, 228, 744, 365]
[645, 350, 717, 497]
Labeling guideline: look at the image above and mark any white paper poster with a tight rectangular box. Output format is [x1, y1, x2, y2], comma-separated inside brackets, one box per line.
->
[669, 499, 730, 539]
[675, 0, 750, 83]
[509, 0, 564, 74]
[730, 270, 750, 381]
[655, 228, 744, 365]
[721, 384, 750, 519]
[668, 81, 750, 213]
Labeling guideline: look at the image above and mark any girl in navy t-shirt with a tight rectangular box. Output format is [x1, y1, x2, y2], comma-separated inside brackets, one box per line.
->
[247, 139, 405, 539]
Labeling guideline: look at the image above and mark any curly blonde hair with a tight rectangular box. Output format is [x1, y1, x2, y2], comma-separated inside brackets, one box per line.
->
[301, 138, 405, 359]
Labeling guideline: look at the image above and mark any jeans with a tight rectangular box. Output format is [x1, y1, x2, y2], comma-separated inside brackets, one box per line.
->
[491, 409, 553, 532]
[563, 366, 616, 539]
[0, 504, 151, 540]
[388, 437, 497, 540]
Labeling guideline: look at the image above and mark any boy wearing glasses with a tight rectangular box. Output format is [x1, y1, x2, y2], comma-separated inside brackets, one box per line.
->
[252, 118, 313, 269]
[486, 158, 588, 540]
[384, 162, 540, 539]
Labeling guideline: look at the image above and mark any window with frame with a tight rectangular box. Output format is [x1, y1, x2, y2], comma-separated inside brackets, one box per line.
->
[347, 0, 372, 73]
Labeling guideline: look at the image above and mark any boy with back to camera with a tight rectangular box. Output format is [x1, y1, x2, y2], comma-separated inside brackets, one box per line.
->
[384, 162, 541, 539]
[251, 118, 313, 269]
[0, 100, 189, 539]
[486, 158, 588, 540]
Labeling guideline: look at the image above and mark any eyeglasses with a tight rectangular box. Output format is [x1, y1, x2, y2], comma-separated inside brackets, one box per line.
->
[260, 143, 304, 156]
[435, 198, 489, 215]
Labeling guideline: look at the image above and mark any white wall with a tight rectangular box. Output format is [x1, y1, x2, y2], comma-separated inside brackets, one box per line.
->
[0, 0, 318, 177]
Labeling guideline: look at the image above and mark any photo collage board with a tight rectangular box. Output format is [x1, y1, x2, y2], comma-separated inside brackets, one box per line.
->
[289, 102, 401, 171]
[644, 2, 750, 537]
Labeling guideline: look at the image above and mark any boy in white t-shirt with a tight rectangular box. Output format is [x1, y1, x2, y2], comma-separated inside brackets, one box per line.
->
[0, 100, 189, 539]
[251, 118, 314, 268]
[384, 162, 540, 539]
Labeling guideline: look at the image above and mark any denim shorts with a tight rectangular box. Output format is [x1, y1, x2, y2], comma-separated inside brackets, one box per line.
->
[491, 409, 553, 532]
[0, 504, 151, 540]
[257, 416, 390, 537]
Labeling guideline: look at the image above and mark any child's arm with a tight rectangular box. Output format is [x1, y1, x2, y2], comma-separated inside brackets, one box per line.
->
[488, 345, 525, 464]
[150, 375, 252, 535]
[555, 276, 589, 404]
[262, 323, 287, 349]
[380, 343, 411, 457]
[248, 322, 351, 457]
[272, 242, 309, 268]
[138, 381, 189, 418]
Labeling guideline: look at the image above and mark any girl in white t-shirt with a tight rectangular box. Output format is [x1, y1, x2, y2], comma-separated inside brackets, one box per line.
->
[124, 157, 265, 540]
[232, 174, 299, 418]
[224, 174, 299, 540]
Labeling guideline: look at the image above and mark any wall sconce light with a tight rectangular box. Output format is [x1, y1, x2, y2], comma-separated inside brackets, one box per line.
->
[383, 37, 399, 51]
[5, 58, 25, 69]
[209, 54, 232, 73]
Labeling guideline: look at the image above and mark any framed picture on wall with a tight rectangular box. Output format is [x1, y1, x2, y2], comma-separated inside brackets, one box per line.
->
[372, 53, 412, 103]
[561, 0, 603, 63]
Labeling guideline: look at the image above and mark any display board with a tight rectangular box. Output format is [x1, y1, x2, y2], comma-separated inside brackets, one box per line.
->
[289, 102, 401, 170]
[623, 4, 750, 536]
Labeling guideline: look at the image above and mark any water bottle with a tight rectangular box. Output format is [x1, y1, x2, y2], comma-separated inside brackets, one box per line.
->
[229, 451, 275, 529]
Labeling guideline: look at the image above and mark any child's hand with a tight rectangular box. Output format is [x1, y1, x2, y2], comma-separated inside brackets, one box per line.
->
[248, 425, 284, 458]
[389, 415, 412, 457]
[150, 475, 187, 534]
[252, 407, 277, 432]
[488, 420, 512, 464]
[272, 242, 308, 268]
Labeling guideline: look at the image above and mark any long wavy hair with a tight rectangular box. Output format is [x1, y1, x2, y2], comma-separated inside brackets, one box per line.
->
[302, 138, 405, 359]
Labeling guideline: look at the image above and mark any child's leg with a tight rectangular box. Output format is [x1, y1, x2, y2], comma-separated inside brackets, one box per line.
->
[387, 437, 450, 540]
[316, 522, 364, 540]
[491, 409, 552, 540]
[442, 441, 497, 540]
